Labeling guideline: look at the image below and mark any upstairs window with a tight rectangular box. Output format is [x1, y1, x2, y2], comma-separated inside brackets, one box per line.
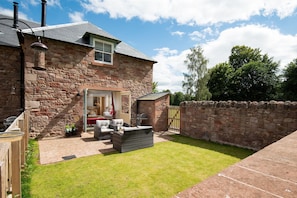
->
[94, 39, 113, 64]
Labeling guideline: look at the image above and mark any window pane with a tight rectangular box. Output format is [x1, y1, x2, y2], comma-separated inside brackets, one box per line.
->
[104, 43, 112, 53]
[104, 53, 111, 63]
[95, 52, 103, 61]
[95, 41, 103, 51]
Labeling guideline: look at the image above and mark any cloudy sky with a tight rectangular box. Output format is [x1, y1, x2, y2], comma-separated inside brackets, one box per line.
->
[1, 0, 297, 93]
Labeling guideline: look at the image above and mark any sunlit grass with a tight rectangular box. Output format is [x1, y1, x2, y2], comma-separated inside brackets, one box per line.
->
[26, 135, 253, 198]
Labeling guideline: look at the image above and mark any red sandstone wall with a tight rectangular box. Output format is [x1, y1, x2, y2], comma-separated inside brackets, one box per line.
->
[154, 95, 169, 131]
[180, 101, 297, 150]
[0, 45, 22, 127]
[138, 94, 169, 132]
[23, 37, 154, 138]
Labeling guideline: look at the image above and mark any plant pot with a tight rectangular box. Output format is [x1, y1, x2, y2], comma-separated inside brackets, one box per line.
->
[71, 128, 77, 135]
[65, 132, 72, 137]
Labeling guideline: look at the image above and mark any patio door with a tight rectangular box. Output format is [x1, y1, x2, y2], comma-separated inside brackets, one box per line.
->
[83, 88, 88, 132]
[119, 91, 131, 124]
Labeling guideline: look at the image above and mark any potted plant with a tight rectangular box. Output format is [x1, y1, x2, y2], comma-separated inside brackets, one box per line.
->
[65, 124, 72, 137]
[71, 123, 77, 136]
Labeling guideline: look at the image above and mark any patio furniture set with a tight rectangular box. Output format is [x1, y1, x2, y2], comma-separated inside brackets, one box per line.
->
[94, 119, 153, 153]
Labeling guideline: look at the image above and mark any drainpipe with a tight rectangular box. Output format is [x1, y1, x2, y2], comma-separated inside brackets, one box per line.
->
[41, 0, 47, 27]
[20, 51, 25, 111]
[12, 2, 25, 111]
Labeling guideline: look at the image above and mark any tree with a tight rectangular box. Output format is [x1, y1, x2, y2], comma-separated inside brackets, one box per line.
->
[152, 82, 158, 93]
[170, 92, 185, 106]
[229, 62, 279, 101]
[182, 46, 211, 100]
[208, 45, 280, 101]
[229, 45, 262, 70]
[207, 62, 233, 100]
[282, 59, 297, 100]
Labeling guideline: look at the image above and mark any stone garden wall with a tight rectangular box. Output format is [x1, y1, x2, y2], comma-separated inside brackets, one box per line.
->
[180, 101, 297, 150]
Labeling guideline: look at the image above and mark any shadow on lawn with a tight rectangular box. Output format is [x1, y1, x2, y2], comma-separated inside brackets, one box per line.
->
[169, 134, 254, 159]
[97, 134, 253, 159]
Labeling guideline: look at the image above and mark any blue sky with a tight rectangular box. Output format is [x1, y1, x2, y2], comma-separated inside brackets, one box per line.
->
[1, 0, 297, 93]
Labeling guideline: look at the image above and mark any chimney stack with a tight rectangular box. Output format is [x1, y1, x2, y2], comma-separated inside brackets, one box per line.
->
[13, 2, 19, 28]
[41, 0, 47, 27]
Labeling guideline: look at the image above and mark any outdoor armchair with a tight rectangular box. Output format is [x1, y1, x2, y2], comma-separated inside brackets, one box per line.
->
[94, 120, 114, 140]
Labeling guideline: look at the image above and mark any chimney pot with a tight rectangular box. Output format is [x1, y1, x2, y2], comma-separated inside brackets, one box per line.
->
[13, 2, 19, 28]
[41, 0, 47, 27]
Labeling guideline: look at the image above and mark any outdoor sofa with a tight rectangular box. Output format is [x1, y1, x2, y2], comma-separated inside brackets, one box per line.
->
[112, 126, 153, 153]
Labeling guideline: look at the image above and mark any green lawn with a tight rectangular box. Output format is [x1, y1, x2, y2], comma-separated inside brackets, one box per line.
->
[24, 135, 253, 198]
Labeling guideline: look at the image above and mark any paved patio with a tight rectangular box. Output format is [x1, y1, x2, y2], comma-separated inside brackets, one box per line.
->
[38, 131, 174, 164]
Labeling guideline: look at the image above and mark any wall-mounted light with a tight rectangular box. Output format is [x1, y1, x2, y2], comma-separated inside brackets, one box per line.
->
[76, 90, 81, 99]
[10, 86, 16, 95]
[32, 36, 48, 70]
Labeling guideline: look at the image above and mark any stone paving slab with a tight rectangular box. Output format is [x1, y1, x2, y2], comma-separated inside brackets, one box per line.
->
[175, 130, 297, 198]
[38, 131, 173, 164]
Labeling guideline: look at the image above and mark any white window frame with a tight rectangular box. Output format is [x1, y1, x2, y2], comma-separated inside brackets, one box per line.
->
[93, 39, 114, 65]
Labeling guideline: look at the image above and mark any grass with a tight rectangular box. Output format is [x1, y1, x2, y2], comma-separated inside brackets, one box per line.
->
[21, 140, 39, 197]
[24, 135, 254, 198]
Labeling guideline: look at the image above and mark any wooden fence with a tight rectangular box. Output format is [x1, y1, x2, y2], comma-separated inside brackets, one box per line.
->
[0, 111, 29, 198]
[168, 106, 180, 132]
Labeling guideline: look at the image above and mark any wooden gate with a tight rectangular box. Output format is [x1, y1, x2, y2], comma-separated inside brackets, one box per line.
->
[168, 106, 180, 132]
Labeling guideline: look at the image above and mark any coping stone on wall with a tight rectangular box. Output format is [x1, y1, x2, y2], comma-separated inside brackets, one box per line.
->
[181, 100, 297, 110]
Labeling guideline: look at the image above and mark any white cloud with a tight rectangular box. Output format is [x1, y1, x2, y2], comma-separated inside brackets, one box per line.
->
[189, 31, 204, 41]
[69, 12, 84, 23]
[171, 31, 185, 37]
[152, 48, 189, 93]
[203, 24, 297, 70]
[29, 0, 39, 6]
[47, 0, 61, 7]
[21, 0, 61, 8]
[0, 7, 29, 20]
[153, 24, 297, 93]
[189, 27, 217, 41]
[81, 0, 297, 25]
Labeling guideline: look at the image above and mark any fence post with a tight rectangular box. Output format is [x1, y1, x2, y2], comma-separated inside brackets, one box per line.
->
[18, 118, 26, 167]
[11, 140, 21, 197]
[0, 143, 10, 198]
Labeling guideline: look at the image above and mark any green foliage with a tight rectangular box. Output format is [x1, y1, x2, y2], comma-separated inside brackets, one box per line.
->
[182, 46, 210, 100]
[229, 62, 279, 101]
[152, 82, 158, 93]
[207, 63, 233, 100]
[208, 45, 280, 101]
[229, 45, 262, 69]
[170, 92, 185, 105]
[170, 92, 194, 105]
[29, 135, 253, 197]
[21, 140, 39, 198]
[282, 59, 297, 100]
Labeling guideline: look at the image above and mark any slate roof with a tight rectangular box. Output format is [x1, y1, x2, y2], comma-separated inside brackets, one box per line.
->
[0, 14, 156, 62]
[0, 14, 40, 47]
[137, 92, 170, 101]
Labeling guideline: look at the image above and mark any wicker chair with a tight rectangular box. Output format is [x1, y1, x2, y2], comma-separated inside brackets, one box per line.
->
[94, 120, 114, 140]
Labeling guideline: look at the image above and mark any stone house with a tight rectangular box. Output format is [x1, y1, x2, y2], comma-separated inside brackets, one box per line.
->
[0, 13, 157, 138]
